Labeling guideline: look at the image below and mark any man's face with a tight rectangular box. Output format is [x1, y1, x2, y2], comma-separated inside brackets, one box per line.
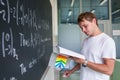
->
[78, 19, 96, 37]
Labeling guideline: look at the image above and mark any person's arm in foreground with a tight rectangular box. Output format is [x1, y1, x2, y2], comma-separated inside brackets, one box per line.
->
[72, 57, 115, 76]
[87, 58, 115, 75]
[63, 63, 80, 78]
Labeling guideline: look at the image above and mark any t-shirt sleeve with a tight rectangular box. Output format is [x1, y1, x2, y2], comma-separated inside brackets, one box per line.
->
[101, 38, 116, 59]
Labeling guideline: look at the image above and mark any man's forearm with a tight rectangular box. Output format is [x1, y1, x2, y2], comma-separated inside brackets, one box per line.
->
[87, 59, 115, 75]
[70, 63, 81, 73]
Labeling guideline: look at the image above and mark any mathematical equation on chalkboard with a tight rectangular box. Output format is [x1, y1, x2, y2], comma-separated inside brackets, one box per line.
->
[0, 0, 52, 80]
[0, 0, 45, 30]
[1, 28, 51, 58]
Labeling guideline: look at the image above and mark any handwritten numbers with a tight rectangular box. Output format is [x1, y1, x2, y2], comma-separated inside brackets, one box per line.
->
[0, 0, 10, 23]
[2, 28, 18, 60]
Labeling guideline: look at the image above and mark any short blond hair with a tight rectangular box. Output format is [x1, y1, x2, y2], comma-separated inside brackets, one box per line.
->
[77, 12, 98, 25]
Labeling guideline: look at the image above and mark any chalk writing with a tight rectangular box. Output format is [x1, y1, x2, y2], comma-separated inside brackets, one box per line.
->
[10, 77, 17, 80]
[2, 28, 18, 60]
[19, 33, 51, 48]
[29, 58, 37, 68]
[0, 0, 10, 23]
[0, 0, 42, 31]
[3, 77, 17, 80]
[19, 33, 39, 48]
[20, 63, 27, 75]
[0, 0, 52, 80]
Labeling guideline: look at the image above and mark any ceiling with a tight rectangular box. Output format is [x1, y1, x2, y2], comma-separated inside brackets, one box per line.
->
[57, 0, 120, 24]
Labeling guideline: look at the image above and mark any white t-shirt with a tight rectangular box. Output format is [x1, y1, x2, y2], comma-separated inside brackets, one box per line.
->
[80, 33, 116, 80]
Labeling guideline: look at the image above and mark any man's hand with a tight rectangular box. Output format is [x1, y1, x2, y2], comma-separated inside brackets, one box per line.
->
[62, 70, 72, 78]
[70, 56, 85, 64]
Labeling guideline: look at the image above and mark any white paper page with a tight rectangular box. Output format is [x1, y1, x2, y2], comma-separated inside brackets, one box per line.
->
[59, 47, 85, 59]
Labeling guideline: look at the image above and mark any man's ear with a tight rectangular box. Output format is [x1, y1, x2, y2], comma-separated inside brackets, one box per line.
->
[92, 18, 96, 24]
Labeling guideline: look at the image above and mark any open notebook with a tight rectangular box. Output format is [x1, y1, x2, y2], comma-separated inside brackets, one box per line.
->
[59, 46, 85, 59]
[55, 46, 85, 70]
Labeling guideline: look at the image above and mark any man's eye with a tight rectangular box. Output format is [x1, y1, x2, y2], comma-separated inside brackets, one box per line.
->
[84, 25, 88, 28]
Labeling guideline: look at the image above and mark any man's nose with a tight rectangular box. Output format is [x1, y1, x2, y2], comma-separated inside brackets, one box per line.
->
[82, 27, 86, 32]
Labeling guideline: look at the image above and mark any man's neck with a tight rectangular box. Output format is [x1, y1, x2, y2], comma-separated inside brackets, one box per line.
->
[92, 27, 102, 37]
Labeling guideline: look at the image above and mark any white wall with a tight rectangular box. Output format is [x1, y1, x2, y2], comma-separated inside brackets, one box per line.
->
[112, 23, 120, 58]
[58, 24, 82, 53]
[41, 53, 59, 80]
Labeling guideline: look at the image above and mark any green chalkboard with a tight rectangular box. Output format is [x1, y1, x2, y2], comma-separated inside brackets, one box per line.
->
[0, 0, 53, 80]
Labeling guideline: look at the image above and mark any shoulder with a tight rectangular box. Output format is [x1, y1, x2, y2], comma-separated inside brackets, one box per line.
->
[101, 33, 116, 48]
[101, 33, 115, 43]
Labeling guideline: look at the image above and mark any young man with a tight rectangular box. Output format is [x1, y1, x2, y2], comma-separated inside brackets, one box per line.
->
[63, 12, 116, 80]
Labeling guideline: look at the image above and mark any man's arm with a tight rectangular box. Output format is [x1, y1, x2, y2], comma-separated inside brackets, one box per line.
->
[71, 57, 115, 75]
[63, 63, 80, 78]
[87, 58, 115, 75]
[70, 63, 81, 73]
